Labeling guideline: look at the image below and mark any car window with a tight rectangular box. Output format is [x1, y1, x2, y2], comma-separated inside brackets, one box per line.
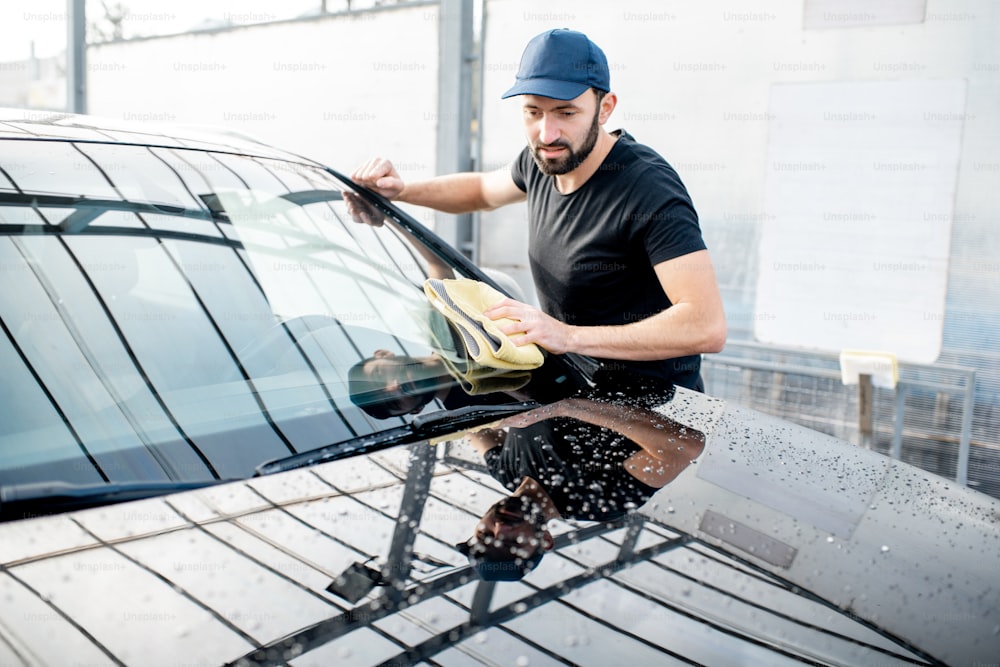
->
[0, 140, 550, 490]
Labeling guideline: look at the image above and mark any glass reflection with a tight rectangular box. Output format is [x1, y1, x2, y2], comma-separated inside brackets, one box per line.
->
[343, 191, 535, 418]
[0, 138, 513, 487]
[457, 393, 705, 581]
[346, 325, 534, 419]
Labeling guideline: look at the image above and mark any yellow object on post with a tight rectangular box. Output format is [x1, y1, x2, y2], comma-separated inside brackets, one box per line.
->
[839, 349, 898, 448]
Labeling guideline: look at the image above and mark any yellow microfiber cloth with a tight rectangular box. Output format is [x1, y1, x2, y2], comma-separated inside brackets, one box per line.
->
[437, 351, 532, 395]
[423, 278, 544, 371]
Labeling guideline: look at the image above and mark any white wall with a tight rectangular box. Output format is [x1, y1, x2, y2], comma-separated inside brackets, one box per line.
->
[478, 0, 999, 362]
[78, 0, 1000, 403]
[86, 4, 442, 220]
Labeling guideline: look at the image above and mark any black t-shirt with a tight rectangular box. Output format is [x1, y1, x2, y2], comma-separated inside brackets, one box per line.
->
[511, 130, 706, 389]
[483, 418, 660, 522]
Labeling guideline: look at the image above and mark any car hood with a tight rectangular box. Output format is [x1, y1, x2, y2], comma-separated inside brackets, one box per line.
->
[1, 383, 996, 666]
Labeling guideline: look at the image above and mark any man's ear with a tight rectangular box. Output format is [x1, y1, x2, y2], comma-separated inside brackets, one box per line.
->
[598, 92, 617, 125]
[540, 530, 555, 552]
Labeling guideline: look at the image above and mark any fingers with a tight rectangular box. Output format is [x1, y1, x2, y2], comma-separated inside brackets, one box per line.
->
[351, 157, 390, 183]
[485, 300, 567, 352]
[485, 299, 542, 330]
[351, 157, 404, 199]
[485, 299, 574, 354]
[343, 192, 385, 227]
[482, 297, 522, 320]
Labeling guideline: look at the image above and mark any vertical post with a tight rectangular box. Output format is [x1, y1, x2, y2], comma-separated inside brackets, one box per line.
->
[956, 370, 975, 486]
[891, 384, 907, 460]
[379, 442, 437, 605]
[839, 351, 897, 450]
[858, 373, 873, 449]
[469, 580, 497, 625]
[615, 515, 645, 562]
[66, 0, 87, 113]
[435, 0, 475, 258]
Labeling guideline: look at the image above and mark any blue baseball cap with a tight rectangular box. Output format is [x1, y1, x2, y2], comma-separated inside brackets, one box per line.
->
[501, 29, 610, 100]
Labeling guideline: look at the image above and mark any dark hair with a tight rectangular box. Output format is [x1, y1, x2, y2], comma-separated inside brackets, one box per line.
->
[593, 88, 608, 105]
[347, 358, 397, 419]
[347, 356, 442, 419]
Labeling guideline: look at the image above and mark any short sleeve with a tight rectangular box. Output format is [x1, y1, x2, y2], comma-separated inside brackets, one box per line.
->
[622, 161, 706, 266]
[483, 445, 517, 491]
[643, 198, 707, 266]
[510, 147, 532, 193]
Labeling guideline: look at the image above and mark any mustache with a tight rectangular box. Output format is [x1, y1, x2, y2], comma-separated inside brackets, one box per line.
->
[533, 139, 571, 151]
[490, 496, 545, 527]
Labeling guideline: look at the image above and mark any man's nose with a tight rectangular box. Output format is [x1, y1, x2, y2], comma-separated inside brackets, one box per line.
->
[492, 521, 519, 540]
[538, 116, 560, 145]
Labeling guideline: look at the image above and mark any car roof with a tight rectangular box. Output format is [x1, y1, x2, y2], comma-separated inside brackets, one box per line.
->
[0, 107, 315, 164]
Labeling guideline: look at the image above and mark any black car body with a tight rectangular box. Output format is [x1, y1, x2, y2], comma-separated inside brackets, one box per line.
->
[0, 110, 997, 666]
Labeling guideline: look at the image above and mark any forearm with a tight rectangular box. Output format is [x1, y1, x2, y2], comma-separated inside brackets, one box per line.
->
[555, 399, 705, 463]
[397, 173, 492, 214]
[567, 304, 726, 361]
[485, 250, 727, 360]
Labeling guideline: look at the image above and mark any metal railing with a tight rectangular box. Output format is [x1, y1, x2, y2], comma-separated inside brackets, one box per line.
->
[703, 340, 978, 487]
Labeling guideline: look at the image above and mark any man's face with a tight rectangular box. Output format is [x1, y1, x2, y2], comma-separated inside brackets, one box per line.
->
[469, 495, 550, 561]
[361, 350, 442, 415]
[521, 90, 602, 176]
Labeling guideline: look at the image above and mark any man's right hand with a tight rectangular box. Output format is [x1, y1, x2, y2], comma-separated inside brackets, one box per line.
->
[352, 157, 405, 200]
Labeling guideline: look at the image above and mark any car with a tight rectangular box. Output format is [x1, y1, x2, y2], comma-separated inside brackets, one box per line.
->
[0, 109, 998, 667]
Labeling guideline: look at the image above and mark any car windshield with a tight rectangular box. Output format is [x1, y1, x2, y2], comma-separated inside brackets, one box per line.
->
[0, 139, 573, 490]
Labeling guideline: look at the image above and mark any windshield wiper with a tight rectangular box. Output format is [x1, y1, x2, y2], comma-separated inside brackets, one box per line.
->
[0, 403, 541, 521]
[255, 402, 539, 476]
[0, 479, 235, 522]
[408, 402, 539, 438]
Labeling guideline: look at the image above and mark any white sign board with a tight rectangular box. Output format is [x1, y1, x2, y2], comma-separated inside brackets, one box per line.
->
[754, 79, 966, 363]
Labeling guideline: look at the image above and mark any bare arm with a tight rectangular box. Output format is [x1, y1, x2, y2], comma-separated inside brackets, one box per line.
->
[484, 249, 727, 359]
[504, 398, 704, 460]
[352, 158, 525, 214]
[501, 398, 705, 488]
[465, 427, 507, 457]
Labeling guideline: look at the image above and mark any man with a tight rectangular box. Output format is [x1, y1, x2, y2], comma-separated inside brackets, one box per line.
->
[458, 392, 706, 581]
[348, 348, 459, 418]
[347, 346, 535, 418]
[353, 28, 726, 391]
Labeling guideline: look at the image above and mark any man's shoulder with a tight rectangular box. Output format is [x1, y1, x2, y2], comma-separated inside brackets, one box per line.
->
[602, 130, 691, 203]
[605, 130, 677, 176]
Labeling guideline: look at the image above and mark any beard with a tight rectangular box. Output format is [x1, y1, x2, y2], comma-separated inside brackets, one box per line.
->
[489, 495, 546, 529]
[530, 108, 601, 176]
[383, 357, 447, 395]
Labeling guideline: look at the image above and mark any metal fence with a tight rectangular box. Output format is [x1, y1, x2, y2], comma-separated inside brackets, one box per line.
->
[702, 341, 997, 499]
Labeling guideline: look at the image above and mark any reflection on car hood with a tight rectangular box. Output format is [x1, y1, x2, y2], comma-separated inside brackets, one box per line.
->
[1, 382, 997, 666]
